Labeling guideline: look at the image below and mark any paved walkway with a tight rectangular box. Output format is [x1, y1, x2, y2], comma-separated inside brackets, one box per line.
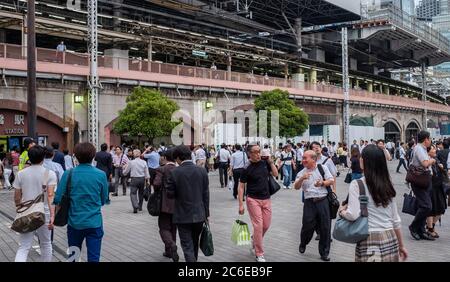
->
[0, 161, 448, 262]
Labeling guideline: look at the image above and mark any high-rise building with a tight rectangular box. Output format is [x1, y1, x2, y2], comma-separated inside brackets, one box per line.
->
[416, 0, 440, 20]
[433, 0, 450, 71]
[376, 0, 415, 15]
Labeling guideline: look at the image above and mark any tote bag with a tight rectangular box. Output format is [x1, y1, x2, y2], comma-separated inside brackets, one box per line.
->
[332, 179, 369, 244]
[11, 170, 49, 233]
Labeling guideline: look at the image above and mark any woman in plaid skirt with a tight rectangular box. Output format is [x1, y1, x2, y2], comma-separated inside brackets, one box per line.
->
[338, 144, 408, 262]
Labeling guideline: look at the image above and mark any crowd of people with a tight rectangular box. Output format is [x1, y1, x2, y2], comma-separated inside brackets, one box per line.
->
[0, 131, 449, 262]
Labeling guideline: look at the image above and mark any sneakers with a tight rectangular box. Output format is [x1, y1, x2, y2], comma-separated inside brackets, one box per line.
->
[256, 256, 266, 262]
[320, 256, 330, 262]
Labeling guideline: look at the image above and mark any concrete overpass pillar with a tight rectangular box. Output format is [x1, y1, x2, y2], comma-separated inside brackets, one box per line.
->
[310, 69, 317, 84]
[384, 85, 390, 95]
[147, 38, 153, 71]
[21, 15, 27, 58]
[367, 82, 373, 92]
[292, 67, 305, 88]
[355, 79, 359, 89]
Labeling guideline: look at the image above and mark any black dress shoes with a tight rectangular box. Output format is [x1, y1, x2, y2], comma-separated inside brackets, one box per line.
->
[320, 256, 330, 262]
[299, 245, 306, 254]
[409, 225, 421, 240]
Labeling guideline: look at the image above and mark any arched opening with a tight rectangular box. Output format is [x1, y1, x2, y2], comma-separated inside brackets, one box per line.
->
[384, 121, 400, 142]
[406, 121, 420, 142]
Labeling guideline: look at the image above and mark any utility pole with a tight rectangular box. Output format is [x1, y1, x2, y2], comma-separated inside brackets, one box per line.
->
[87, 0, 99, 149]
[342, 27, 350, 146]
[421, 61, 427, 131]
[27, 0, 37, 140]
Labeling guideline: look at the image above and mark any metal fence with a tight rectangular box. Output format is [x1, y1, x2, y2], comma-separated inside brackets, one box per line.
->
[0, 43, 448, 113]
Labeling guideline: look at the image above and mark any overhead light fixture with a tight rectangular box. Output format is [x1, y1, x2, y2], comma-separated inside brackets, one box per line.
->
[49, 15, 65, 20]
[130, 47, 139, 51]
[74, 95, 84, 103]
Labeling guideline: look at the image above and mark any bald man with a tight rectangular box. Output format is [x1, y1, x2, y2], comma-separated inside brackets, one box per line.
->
[294, 150, 334, 262]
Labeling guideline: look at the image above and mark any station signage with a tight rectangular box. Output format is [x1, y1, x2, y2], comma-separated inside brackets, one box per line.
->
[192, 50, 208, 58]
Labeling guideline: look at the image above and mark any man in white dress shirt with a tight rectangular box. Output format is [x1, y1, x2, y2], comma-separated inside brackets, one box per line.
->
[216, 143, 231, 188]
[230, 144, 248, 199]
[123, 149, 150, 213]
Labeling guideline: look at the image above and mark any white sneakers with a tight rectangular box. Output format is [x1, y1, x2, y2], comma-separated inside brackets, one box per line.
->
[256, 256, 266, 262]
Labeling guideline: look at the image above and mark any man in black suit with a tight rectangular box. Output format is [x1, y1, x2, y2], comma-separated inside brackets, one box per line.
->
[95, 143, 113, 181]
[51, 142, 66, 170]
[166, 145, 209, 262]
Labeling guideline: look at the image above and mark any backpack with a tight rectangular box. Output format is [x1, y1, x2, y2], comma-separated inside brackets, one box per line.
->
[395, 148, 400, 160]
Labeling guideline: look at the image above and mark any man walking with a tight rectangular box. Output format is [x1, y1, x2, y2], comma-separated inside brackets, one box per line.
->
[95, 143, 113, 181]
[153, 149, 179, 262]
[396, 142, 408, 173]
[408, 131, 435, 241]
[230, 144, 248, 199]
[295, 150, 334, 261]
[51, 142, 66, 171]
[216, 143, 231, 188]
[122, 149, 149, 213]
[238, 144, 278, 262]
[143, 146, 160, 187]
[14, 146, 57, 262]
[166, 145, 209, 262]
[19, 137, 35, 171]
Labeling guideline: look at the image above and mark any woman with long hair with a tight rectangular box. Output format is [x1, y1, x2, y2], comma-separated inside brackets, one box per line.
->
[339, 144, 408, 262]
[350, 147, 363, 181]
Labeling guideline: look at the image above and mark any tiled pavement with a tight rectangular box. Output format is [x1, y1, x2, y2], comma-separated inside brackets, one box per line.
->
[0, 161, 449, 262]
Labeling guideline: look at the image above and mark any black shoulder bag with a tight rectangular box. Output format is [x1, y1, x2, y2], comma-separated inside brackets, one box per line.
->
[317, 164, 339, 219]
[267, 161, 281, 195]
[54, 169, 73, 227]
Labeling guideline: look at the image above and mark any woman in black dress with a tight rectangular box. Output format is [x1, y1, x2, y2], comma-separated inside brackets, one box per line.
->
[426, 145, 447, 238]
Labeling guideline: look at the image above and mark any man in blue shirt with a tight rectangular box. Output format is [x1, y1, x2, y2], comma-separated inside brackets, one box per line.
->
[143, 146, 160, 186]
[54, 142, 109, 262]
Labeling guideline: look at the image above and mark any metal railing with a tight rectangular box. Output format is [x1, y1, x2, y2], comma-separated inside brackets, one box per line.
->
[0, 43, 449, 113]
[363, 4, 450, 54]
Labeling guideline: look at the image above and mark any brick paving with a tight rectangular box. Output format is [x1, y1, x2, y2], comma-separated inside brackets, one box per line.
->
[0, 161, 449, 262]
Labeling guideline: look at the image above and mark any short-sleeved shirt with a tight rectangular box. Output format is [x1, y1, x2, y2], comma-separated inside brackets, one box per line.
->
[411, 144, 430, 169]
[14, 165, 57, 215]
[281, 151, 294, 166]
[240, 160, 271, 200]
[296, 164, 333, 199]
[195, 148, 206, 160]
[317, 155, 337, 177]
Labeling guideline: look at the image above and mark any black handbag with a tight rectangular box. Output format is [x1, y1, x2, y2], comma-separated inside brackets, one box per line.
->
[317, 164, 339, 219]
[344, 170, 352, 184]
[327, 188, 340, 219]
[200, 220, 214, 256]
[54, 169, 73, 227]
[143, 184, 151, 202]
[268, 176, 281, 195]
[402, 190, 418, 216]
[147, 190, 161, 216]
[108, 182, 115, 193]
[406, 164, 431, 189]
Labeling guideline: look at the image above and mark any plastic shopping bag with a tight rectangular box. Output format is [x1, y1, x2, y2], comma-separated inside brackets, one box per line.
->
[228, 178, 234, 191]
[231, 219, 251, 246]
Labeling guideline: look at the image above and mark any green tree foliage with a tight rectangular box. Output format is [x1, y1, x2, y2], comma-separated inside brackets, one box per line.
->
[113, 87, 180, 144]
[254, 89, 309, 138]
